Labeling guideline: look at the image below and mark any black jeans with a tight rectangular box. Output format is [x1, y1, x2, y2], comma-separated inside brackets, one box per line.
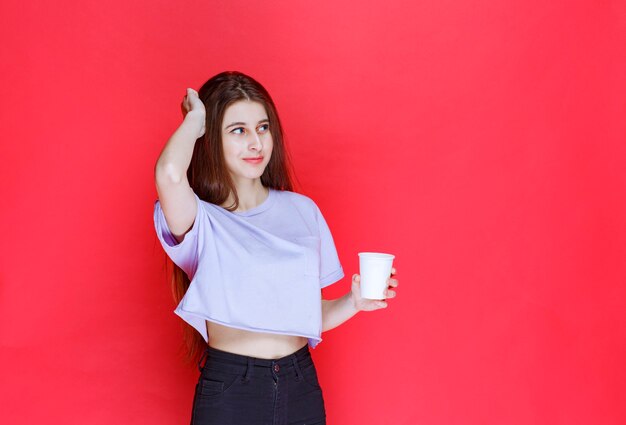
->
[191, 344, 327, 425]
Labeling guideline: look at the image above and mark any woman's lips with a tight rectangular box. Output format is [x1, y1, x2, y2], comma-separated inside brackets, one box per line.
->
[243, 157, 263, 164]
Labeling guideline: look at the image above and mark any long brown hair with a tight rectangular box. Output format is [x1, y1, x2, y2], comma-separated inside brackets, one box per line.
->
[169, 71, 297, 366]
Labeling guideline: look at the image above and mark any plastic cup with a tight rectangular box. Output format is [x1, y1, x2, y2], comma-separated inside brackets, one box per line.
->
[358, 252, 395, 299]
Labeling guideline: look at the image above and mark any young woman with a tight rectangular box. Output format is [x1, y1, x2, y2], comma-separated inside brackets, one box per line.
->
[153, 71, 399, 425]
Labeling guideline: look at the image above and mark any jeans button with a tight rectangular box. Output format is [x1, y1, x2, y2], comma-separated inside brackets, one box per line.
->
[273, 364, 280, 373]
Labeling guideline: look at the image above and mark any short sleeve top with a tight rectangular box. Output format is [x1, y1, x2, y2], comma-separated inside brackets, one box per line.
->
[153, 188, 344, 349]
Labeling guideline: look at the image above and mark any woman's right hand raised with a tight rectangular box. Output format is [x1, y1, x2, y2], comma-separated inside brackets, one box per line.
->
[181, 88, 206, 139]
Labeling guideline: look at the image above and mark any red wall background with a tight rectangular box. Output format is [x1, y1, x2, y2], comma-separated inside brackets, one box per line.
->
[1, 0, 625, 423]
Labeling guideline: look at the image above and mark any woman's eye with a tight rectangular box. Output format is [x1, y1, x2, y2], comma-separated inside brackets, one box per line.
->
[231, 127, 245, 135]
[258, 124, 269, 132]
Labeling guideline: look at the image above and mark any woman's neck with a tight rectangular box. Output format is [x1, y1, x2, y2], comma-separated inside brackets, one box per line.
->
[225, 179, 269, 212]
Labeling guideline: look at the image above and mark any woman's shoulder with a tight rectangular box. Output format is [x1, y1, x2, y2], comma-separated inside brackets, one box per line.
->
[274, 189, 319, 211]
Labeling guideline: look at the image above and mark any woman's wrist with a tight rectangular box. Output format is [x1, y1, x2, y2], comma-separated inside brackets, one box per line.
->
[184, 110, 205, 126]
[185, 109, 204, 120]
[183, 110, 205, 138]
[347, 291, 360, 314]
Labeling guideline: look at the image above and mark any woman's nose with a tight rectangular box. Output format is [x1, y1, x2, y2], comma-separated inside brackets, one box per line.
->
[249, 132, 262, 149]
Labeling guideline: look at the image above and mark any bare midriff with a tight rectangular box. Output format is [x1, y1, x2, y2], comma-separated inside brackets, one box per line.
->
[205, 320, 308, 359]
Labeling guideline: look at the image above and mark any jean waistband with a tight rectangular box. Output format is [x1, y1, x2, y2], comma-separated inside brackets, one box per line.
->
[198, 343, 311, 372]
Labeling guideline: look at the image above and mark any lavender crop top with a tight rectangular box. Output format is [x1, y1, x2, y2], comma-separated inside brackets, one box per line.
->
[153, 188, 344, 349]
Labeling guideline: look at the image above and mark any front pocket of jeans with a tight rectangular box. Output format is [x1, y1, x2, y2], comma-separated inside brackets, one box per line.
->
[199, 378, 224, 396]
[300, 362, 322, 390]
[197, 370, 241, 399]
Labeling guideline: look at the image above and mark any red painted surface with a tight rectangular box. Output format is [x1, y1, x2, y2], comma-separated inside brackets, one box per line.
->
[1, 0, 625, 423]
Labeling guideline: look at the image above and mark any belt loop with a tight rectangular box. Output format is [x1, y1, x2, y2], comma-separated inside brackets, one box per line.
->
[242, 357, 253, 383]
[197, 347, 209, 372]
[291, 354, 302, 381]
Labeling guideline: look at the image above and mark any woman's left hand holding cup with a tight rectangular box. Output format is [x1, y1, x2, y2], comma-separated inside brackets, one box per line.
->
[350, 267, 398, 312]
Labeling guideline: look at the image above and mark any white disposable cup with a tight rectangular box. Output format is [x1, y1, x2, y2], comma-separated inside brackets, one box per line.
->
[358, 252, 395, 299]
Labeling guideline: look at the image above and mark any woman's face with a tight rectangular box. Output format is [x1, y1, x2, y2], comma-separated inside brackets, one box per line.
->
[221, 100, 273, 184]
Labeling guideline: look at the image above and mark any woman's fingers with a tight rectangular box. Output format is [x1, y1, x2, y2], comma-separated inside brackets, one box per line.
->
[187, 87, 198, 100]
[187, 88, 200, 102]
[384, 289, 396, 298]
[181, 96, 190, 117]
[386, 278, 398, 287]
[183, 88, 198, 110]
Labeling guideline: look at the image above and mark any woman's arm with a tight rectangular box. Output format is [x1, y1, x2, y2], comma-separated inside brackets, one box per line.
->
[154, 88, 206, 238]
[155, 88, 205, 184]
[321, 292, 359, 332]
[321, 270, 399, 333]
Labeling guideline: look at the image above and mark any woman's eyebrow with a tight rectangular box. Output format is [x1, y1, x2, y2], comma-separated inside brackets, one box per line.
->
[225, 121, 245, 129]
[225, 119, 269, 129]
